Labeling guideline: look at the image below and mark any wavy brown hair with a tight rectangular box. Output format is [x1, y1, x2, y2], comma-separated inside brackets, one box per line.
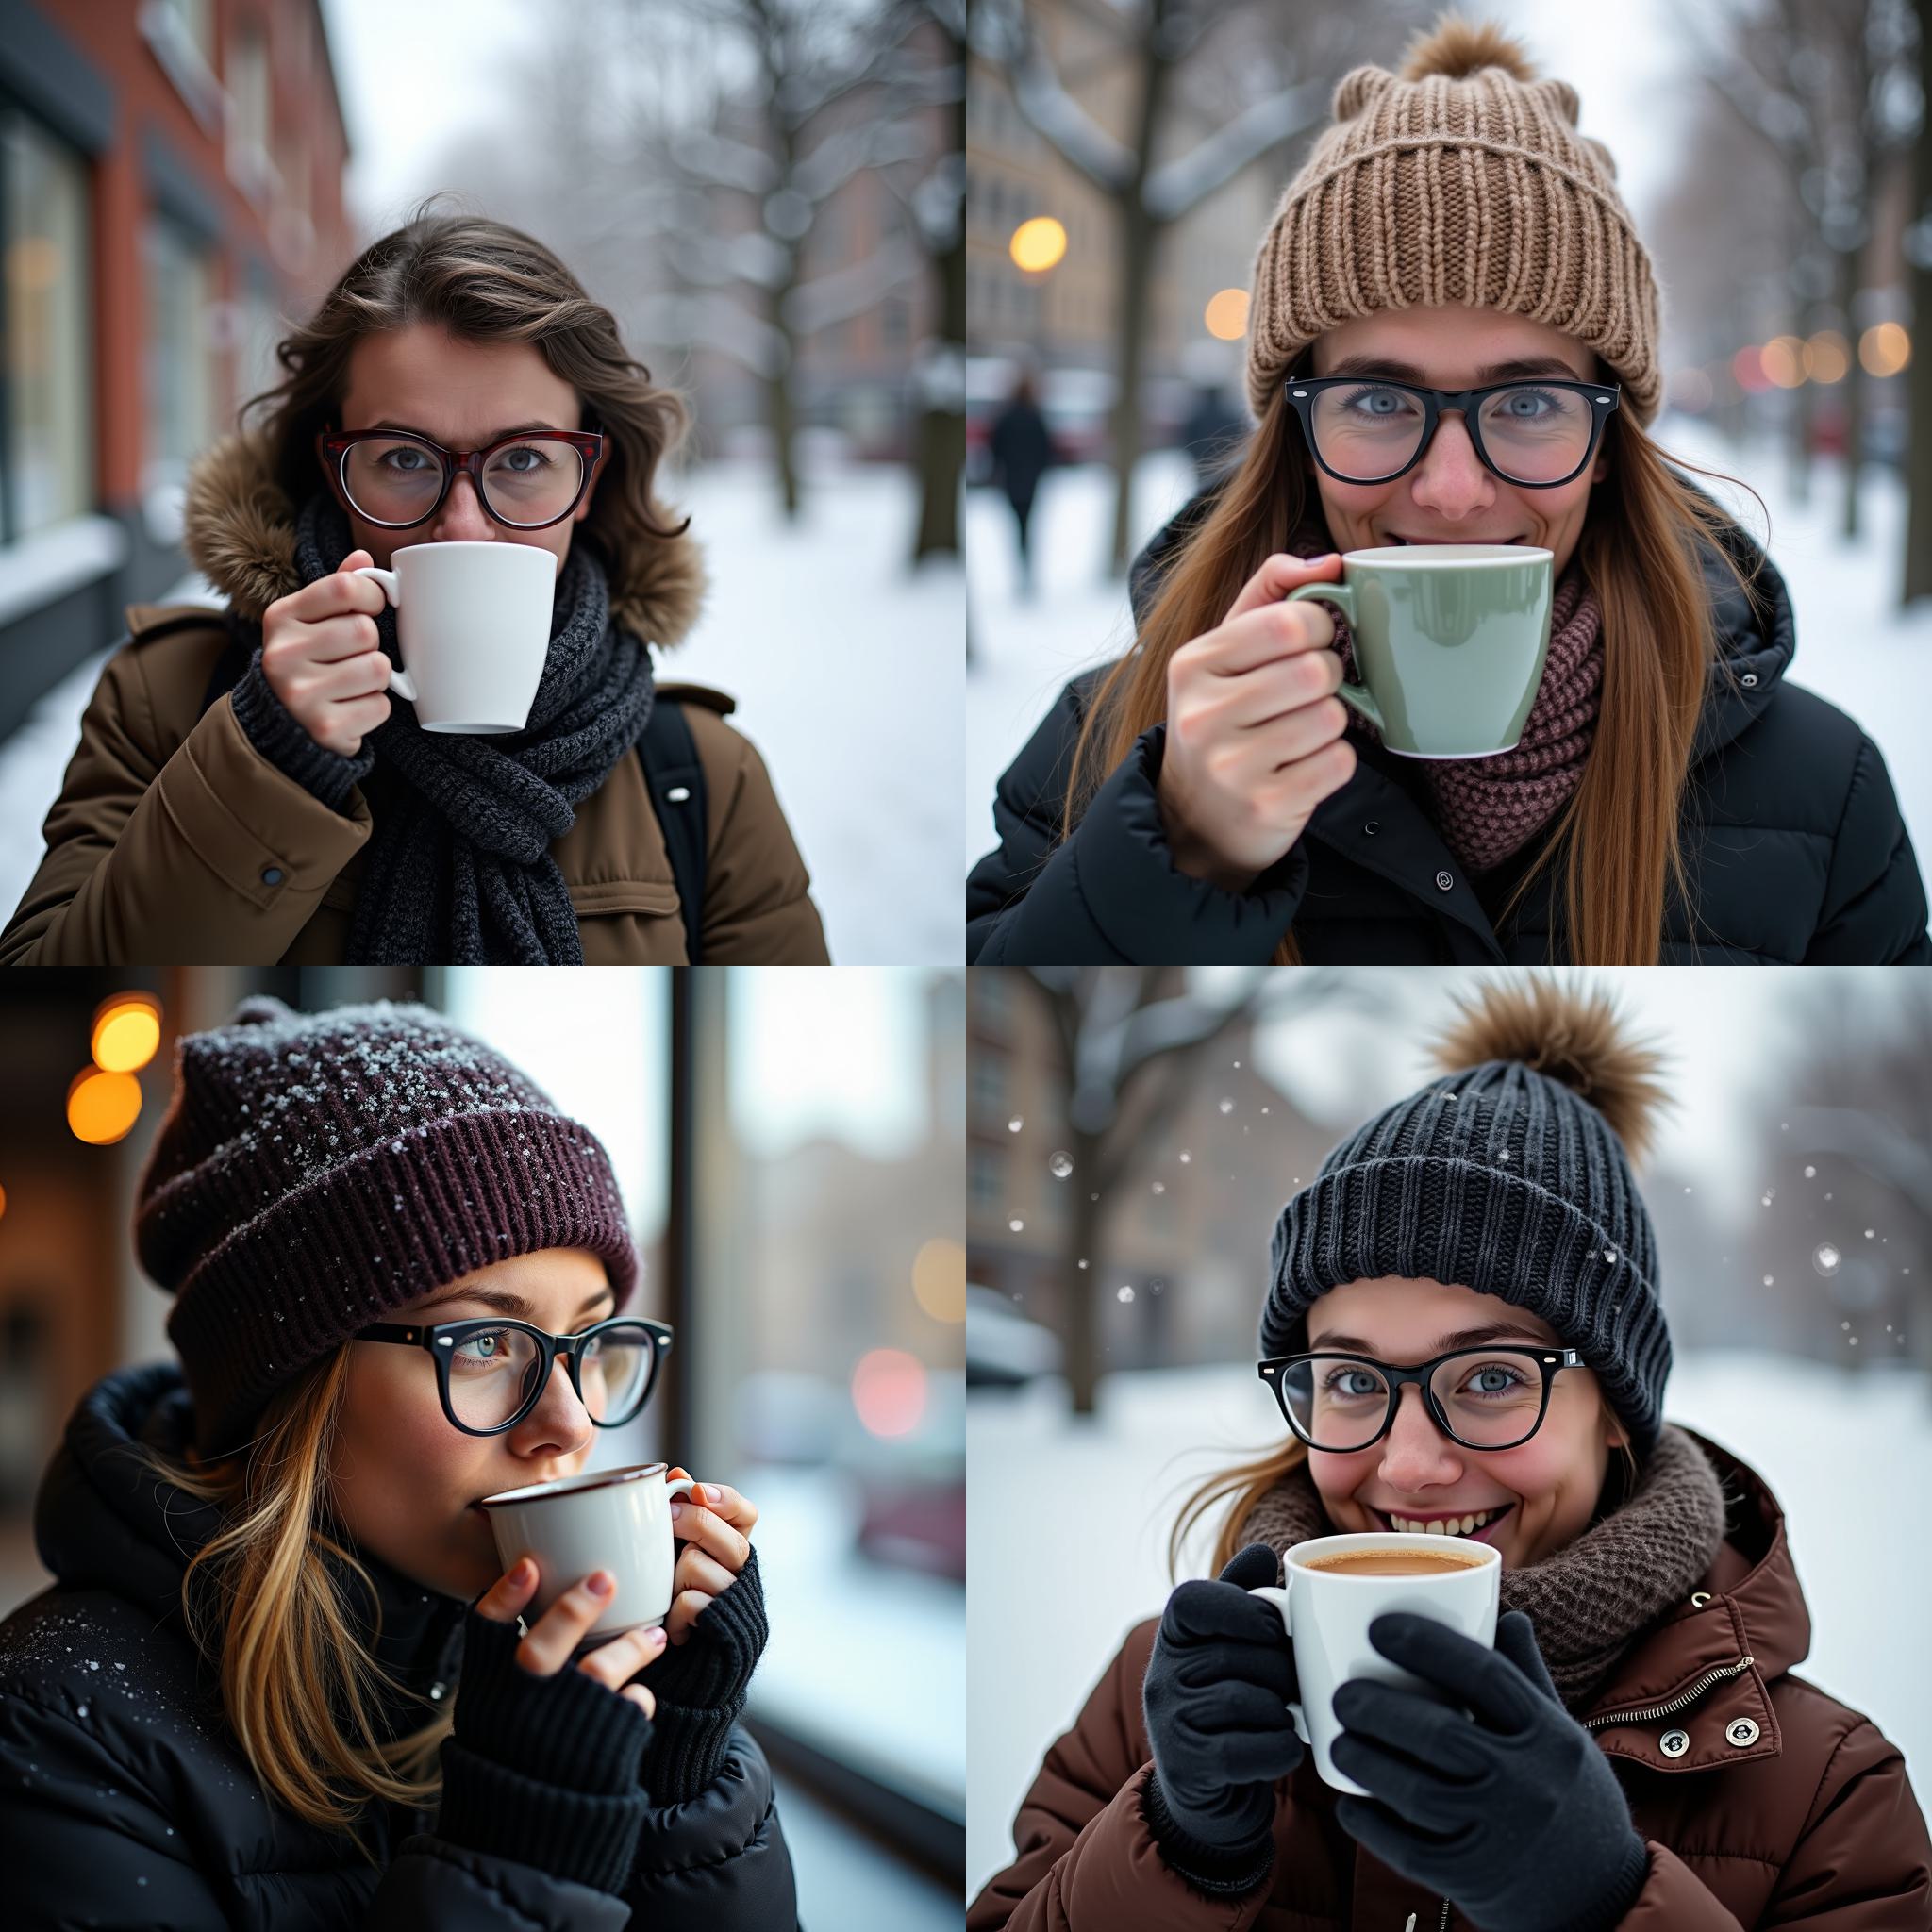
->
[1166, 1407, 1643, 1584]
[1064, 367, 1772, 965]
[117, 1349, 455, 1863]
[236, 192, 692, 605]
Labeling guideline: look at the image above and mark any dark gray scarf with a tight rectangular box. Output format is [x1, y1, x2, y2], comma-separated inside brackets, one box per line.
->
[1233, 1422, 1732, 1710]
[287, 489, 655, 964]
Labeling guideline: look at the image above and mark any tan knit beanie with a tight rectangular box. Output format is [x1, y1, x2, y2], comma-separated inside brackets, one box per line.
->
[1245, 12, 1662, 429]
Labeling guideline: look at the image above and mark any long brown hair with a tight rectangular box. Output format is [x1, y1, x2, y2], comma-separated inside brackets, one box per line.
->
[118, 1350, 455, 1862]
[1167, 1409, 1643, 1583]
[236, 192, 693, 611]
[1065, 369, 1771, 965]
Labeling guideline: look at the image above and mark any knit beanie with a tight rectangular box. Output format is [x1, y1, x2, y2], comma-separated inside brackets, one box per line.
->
[1244, 13, 1663, 427]
[134, 996, 639, 1460]
[1261, 978, 1673, 1459]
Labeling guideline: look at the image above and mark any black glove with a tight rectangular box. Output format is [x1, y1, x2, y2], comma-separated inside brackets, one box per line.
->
[1140, 1542, 1303, 1897]
[1330, 1608, 1651, 1932]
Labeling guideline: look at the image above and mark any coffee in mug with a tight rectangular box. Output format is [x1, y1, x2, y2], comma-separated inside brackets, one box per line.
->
[1249, 1528, 1500, 1794]
[477, 1461, 696, 1652]
[1285, 543, 1554, 758]
[352, 540, 558, 734]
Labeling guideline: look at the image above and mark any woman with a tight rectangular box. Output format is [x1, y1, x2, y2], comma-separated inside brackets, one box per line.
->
[0, 996, 792, 1929]
[3, 200, 828, 966]
[967, 15, 1927, 965]
[969, 978, 1930, 1929]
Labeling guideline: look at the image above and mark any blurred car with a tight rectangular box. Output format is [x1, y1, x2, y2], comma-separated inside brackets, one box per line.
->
[966, 1282, 1062, 1388]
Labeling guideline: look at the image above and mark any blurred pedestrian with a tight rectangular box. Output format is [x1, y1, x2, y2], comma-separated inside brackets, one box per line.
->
[990, 374, 1054, 598]
[967, 11, 1926, 966]
[4, 198, 829, 967]
[971, 978, 1932, 1928]
[1181, 378, 1249, 491]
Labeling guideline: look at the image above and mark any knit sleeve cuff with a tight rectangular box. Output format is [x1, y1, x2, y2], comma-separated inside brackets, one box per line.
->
[453, 1606, 653, 1794]
[227, 645, 375, 812]
[436, 1736, 647, 1895]
[638, 1545, 768, 1803]
[1139, 1766, 1276, 1901]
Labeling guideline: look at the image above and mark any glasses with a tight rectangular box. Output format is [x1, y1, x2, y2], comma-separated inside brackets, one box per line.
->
[354, 1314, 673, 1437]
[1257, 1345, 1585, 1453]
[315, 425, 605, 530]
[1285, 373, 1620, 489]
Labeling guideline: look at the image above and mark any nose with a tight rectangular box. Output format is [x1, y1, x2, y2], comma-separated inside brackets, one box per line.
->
[518, 1352, 595, 1450]
[1407, 407, 1496, 520]
[1375, 1383, 1463, 1488]
[430, 467, 497, 541]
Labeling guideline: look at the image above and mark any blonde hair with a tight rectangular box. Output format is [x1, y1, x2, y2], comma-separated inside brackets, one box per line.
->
[1065, 380, 1772, 965]
[119, 1351, 455, 1862]
[1168, 1402, 1642, 1583]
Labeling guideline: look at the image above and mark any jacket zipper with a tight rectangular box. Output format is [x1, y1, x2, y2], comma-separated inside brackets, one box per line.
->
[1413, 1657, 1756, 1930]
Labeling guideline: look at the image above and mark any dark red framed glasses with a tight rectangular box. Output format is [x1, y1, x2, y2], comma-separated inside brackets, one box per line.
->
[315, 425, 606, 531]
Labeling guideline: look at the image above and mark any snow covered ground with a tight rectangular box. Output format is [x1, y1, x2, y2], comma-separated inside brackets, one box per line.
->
[964, 429, 1932, 905]
[0, 458, 962, 964]
[965, 1351, 1932, 1902]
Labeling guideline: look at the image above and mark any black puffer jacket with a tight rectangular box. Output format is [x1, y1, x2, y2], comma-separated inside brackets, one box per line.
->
[0, 1362, 798, 1930]
[967, 486, 1930, 964]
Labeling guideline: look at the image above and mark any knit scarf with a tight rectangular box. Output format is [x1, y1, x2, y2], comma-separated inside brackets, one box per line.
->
[1231, 1423, 1730, 1711]
[286, 489, 656, 964]
[1291, 532, 1605, 874]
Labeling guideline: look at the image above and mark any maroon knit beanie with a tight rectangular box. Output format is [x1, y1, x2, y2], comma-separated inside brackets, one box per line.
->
[134, 996, 639, 1460]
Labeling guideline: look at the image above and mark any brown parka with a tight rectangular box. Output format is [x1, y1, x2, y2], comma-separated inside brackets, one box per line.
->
[968, 1428, 1931, 1931]
[1, 433, 829, 965]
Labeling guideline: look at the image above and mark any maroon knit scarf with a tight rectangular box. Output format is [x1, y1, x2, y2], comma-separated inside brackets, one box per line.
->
[1301, 546, 1605, 874]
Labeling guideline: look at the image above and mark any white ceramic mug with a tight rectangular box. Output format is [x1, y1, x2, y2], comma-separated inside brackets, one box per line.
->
[477, 1461, 696, 1651]
[1249, 1529, 1500, 1795]
[351, 540, 557, 734]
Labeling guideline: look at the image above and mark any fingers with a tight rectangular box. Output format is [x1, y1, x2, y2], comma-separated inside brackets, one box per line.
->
[575, 1619, 670, 1692]
[515, 1569, 625, 1676]
[1190, 594, 1339, 682]
[668, 1470, 760, 1535]
[670, 1495, 753, 1574]
[663, 1585, 716, 1646]
[670, 1545, 740, 1613]
[1332, 1679, 1488, 1778]
[1329, 1732, 1474, 1836]
[474, 1555, 539, 1624]
[1217, 1542, 1283, 1591]
[1224, 550, 1341, 623]
[1367, 1614, 1536, 1732]
[1164, 1575, 1296, 1652]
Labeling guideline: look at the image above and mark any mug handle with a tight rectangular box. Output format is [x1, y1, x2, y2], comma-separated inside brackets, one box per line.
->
[349, 563, 416, 705]
[665, 1475, 698, 1536]
[1285, 580, 1381, 734]
[1246, 1582, 1310, 1746]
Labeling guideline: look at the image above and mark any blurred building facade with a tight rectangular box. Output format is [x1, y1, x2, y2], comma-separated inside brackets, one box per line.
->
[1, 0, 357, 741]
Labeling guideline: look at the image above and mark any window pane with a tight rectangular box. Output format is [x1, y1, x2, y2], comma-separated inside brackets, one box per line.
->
[142, 215, 216, 503]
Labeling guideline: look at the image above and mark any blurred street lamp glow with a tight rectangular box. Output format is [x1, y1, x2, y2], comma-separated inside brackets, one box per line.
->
[1204, 289, 1250, 341]
[0, 1180, 7, 1221]
[1760, 337, 1807, 389]
[911, 1236, 966, 1323]
[1859, 322, 1909, 378]
[92, 992, 161, 1074]
[68, 1068, 142, 1145]
[1806, 330, 1849, 384]
[1731, 345, 1769, 393]
[1669, 367, 1713, 413]
[852, 1347, 927, 1438]
[1009, 217, 1067, 275]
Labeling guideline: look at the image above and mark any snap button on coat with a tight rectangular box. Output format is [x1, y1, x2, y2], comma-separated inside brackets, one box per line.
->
[1435, 869, 1454, 891]
[1659, 1727, 1691, 1757]
[260, 866, 284, 886]
[1726, 1717, 1760, 1747]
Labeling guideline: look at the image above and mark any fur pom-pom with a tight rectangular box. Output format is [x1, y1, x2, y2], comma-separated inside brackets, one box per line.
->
[1397, 11, 1537, 84]
[1428, 976, 1670, 1164]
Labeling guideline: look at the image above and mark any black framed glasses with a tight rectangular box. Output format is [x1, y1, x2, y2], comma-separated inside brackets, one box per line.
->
[315, 423, 605, 530]
[1284, 371, 1620, 489]
[1257, 1344, 1585, 1453]
[355, 1314, 673, 1437]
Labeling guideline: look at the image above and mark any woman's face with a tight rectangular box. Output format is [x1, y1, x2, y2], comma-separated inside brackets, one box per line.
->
[1306, 303, 1607, 586]
[1300, 1274, 1627, 1570]
[327, 1247, 616, 1601]
[331, 324, 604, 577]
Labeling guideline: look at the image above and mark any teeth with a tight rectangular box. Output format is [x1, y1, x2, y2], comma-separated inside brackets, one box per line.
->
[1387, 1507, 1504, 1536]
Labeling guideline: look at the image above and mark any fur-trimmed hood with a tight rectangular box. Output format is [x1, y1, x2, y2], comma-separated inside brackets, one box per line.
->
[180, 431, 708, 647]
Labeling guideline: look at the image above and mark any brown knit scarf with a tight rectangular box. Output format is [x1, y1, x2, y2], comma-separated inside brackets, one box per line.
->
[1231, 1423, 1730, 1711]
[1292, 532, 1605, 874]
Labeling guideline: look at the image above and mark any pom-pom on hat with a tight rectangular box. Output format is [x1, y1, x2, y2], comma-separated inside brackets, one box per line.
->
[1261, 977, 1674, 1458]
[1243, 9, 1663, 427]
[135, 996, 639, 1460]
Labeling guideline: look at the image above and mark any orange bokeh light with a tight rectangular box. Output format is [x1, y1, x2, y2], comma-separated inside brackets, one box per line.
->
[68, 1068, 143, 1145]
[92, 992, 162, 1073]
[851, 1348, 927, 1438]
[1731, 346, 1769, 393]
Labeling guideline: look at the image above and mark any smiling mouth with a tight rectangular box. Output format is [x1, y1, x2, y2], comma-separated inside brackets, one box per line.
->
[1366, 1503, 1514, 1541]
[1386, 536, 1527, 546]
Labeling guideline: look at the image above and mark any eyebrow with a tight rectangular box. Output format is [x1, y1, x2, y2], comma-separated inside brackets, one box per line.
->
[1307, 1322, 1557, 1356]
[413, 1284, 617, 1324]
[367, 419, 565, 444]
[1322, 356, 1588, 385]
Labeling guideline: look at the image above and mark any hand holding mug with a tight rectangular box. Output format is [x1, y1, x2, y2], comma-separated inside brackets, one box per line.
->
[1157, 553, 1357, 893]
[660, 1465, 759, 1647]
[472, 1555, 660, 1719]
[258, 548, 394, 757]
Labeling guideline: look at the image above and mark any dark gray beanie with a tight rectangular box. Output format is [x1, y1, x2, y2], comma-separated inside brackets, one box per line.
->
[1261, 997, 1671, 1460]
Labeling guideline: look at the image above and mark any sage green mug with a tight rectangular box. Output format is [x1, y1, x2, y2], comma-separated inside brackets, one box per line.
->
[1286, 544, 1554, 758]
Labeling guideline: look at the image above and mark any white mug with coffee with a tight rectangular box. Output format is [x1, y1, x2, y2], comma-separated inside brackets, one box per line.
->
[1249, 1529, 1501, 1794]
[352, 540, 557, 734]
[477, 1461, 696, 1651]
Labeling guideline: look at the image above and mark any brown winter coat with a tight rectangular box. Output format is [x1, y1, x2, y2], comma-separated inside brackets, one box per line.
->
[968, 1428, 1931, 1931]
[2, 433, 828, 964]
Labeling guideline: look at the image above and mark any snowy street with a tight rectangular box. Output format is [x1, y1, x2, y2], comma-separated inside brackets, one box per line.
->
[964, 427, 1932, 911]
[965, 1353, 1932, 1901]
[0, 458, 961, 965]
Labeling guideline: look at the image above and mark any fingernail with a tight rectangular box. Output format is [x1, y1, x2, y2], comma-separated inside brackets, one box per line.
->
[514, 1558, 533, 1583]
[644, 1626, 667, 1647]
[700, 1483, 720, 1504]
[669, 1498, 686, 1515]
[588, 1572, 615, 1597]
